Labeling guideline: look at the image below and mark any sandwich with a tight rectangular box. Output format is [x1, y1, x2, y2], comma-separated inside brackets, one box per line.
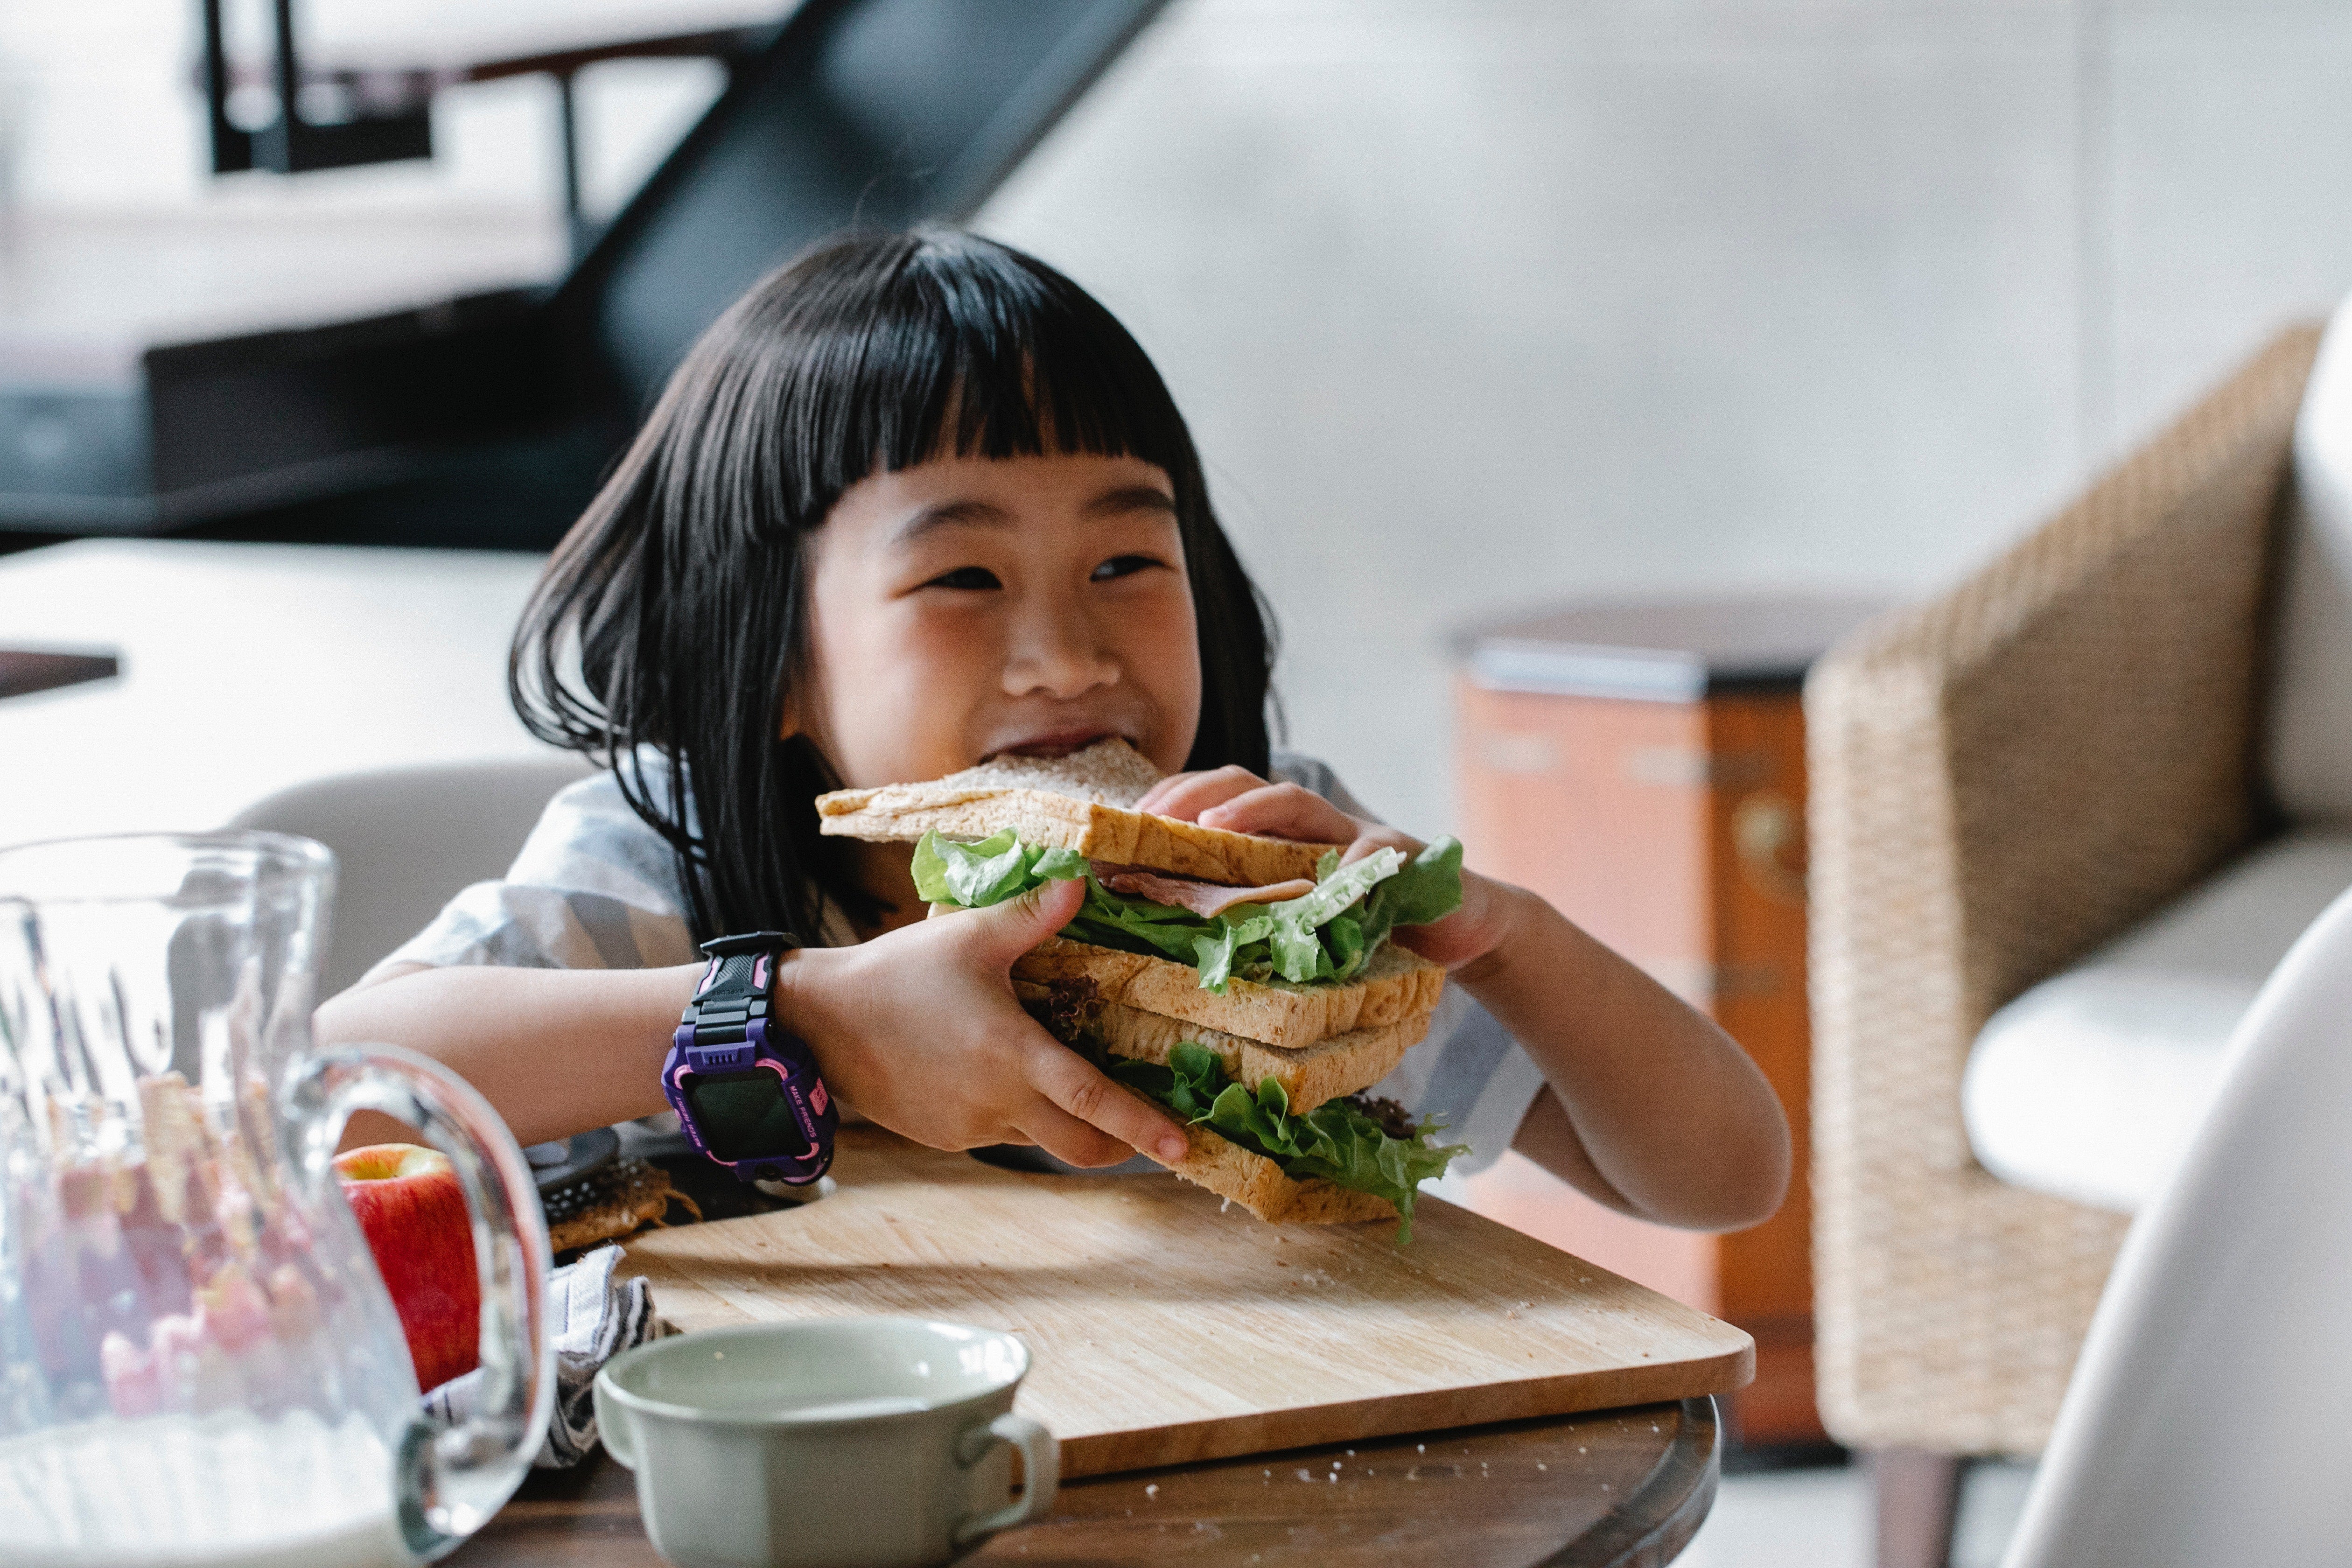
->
[816, 739, 1469, 1239]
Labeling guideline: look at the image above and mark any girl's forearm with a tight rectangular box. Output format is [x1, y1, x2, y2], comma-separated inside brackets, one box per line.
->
[314, 896, 1184, 1168]
[314, 964, 700, 1148]
[1461, 883, 1791, 1232]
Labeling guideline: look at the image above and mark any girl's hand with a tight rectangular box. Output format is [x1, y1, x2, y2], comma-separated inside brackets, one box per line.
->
[1134, 767, 1525, 974]
[775, 877, 1189, 1168]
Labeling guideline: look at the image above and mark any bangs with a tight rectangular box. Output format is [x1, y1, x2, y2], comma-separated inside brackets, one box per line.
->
[762, 231, 1195, 528]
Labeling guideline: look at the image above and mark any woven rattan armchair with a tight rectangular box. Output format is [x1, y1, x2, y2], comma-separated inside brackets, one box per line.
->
[1805, 325, 2324, 1559]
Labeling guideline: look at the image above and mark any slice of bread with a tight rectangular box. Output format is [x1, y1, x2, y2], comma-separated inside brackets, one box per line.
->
[1125, 1086, 1398, 1225]
[1016, 981, 1426, 1108]
[814, 738, 1339, 886]
[1012, 938, 1445, 1052]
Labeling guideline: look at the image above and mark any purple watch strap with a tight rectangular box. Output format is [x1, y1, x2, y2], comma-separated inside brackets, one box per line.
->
[663, 933, 835, 1185]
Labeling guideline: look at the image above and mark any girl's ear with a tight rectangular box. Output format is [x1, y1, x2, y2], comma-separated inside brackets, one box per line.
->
[778, 671, 824, 746]
[777, 653, 813, 743]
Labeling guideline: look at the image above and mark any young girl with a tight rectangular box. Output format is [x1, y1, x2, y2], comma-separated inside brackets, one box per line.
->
[316, 230, 1788, 1232]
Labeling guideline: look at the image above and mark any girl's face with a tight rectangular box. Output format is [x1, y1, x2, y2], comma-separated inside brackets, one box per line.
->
[794, 450, 1204, 790]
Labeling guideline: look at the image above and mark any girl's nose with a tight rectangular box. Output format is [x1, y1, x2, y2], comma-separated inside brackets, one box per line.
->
[1002, 613, 1120, 700]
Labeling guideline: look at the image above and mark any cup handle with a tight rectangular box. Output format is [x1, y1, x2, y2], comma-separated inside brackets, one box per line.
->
[593, 1373, 639, 1470]
[284, 1041, 554, 1562]
[953, 1413, 1060, 1547]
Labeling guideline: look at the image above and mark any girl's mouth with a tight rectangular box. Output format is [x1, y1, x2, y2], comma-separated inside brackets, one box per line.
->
[991, 729, 1126, 760]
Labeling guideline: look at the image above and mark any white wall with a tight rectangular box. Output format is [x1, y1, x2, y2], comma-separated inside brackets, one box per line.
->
[979, 0, 2352, 831]
[7, 0, 2352, 832]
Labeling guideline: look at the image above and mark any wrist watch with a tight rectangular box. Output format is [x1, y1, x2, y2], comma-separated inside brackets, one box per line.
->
[663, 931, 836, 1186]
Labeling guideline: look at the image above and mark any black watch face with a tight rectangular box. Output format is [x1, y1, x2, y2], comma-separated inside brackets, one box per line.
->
[684, 1070, 805, 1162]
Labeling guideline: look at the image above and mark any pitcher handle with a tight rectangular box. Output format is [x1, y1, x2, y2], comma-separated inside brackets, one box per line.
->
[284, 1041, 554, 1562]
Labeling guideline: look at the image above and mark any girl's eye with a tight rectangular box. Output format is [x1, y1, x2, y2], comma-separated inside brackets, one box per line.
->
[922, 566, 1001, 591]
[1091, 554, 1165, 582]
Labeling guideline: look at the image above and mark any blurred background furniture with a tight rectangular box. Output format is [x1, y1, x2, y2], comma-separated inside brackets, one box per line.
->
[0, 0, 1169, 548]
[1806, 307, 2352, 1567]
[0, 647, 117, 700]
[1998, 883, 2352, 1567]
[1453, 596, 1877, 1453]
[0, 539, 556, 846]
[230, 757, 593, 994]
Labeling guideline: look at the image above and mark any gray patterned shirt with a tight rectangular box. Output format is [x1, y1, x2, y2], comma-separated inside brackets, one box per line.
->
[373, 751, 1545, 1175]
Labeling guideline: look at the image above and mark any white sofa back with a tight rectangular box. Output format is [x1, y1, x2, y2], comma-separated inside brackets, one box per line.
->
[2272, 299, 2352, 825]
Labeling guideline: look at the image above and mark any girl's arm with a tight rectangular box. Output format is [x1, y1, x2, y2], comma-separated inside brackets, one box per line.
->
[1136, 770, 1791, 1232]
[318, 961, 702, 1149]
[1431, 884, 1789, 1231]
[315, 878, 1189, 1168]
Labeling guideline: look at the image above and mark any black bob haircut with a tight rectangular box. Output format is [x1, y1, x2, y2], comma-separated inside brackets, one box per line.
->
[511, 229, 1278, 943]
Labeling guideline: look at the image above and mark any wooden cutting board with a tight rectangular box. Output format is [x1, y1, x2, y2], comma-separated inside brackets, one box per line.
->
[619, 1128, 1752, 1478]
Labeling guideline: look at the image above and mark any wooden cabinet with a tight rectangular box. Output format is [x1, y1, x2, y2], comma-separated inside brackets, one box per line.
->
[1448, 599, 1876, 1450]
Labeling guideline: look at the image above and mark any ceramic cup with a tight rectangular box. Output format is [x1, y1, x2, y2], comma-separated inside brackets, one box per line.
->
[593, 1317, 1058, 1568]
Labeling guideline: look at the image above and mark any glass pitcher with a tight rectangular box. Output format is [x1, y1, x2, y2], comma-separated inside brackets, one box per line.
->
[0, 832, 552, 1567]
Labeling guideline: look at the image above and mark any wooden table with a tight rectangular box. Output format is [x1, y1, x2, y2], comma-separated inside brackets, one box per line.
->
[451, 1396, 1718, 1568]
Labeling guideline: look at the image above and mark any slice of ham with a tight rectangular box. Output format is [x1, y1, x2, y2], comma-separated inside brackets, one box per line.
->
[1099, 868, 1316, 918]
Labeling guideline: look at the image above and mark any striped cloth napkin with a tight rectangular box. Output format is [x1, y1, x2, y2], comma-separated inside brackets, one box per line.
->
[421, 1243, 661, 1468]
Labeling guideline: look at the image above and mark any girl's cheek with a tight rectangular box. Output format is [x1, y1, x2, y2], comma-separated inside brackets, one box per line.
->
[897, 600, 1008, 696]
[863, 602, 1008, 777]
[799, 598, 946, 784]
[1121, 582, 1202, 758]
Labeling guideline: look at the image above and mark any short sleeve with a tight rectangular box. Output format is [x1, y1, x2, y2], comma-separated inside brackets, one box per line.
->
[363, 769, 702, 983]
[1267, 750, 1546, 1175]
[1267, 749, 1378, 822]
[1359, 986, 1546, 1176]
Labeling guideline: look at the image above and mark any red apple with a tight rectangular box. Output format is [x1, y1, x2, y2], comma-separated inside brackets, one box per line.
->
[334, 1143, 481, 1391]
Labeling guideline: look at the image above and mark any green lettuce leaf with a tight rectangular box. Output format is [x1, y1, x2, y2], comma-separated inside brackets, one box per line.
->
[1354, 837, 1465, 958]
[911, 829, 1069, 906]
[1370, 835, 1466, 927]
[1272, 847, 1401, 934]
[1103, 1041, 1467, 1245]
[912, 829, 1465, 995]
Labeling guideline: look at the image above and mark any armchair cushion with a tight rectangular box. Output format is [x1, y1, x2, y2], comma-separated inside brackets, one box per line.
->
[1963, 831, 2352, 1213]
[2271, 296, 2352, 824]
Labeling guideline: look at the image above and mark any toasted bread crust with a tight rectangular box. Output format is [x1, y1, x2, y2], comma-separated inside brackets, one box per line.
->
[815, 740, 1340, 885]
[819, 792, 1336, 886]
[1012, 940, 1446, 1052]
[1017, 982, 1427, 1107]
[1123, 1088, 1397, 1225]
